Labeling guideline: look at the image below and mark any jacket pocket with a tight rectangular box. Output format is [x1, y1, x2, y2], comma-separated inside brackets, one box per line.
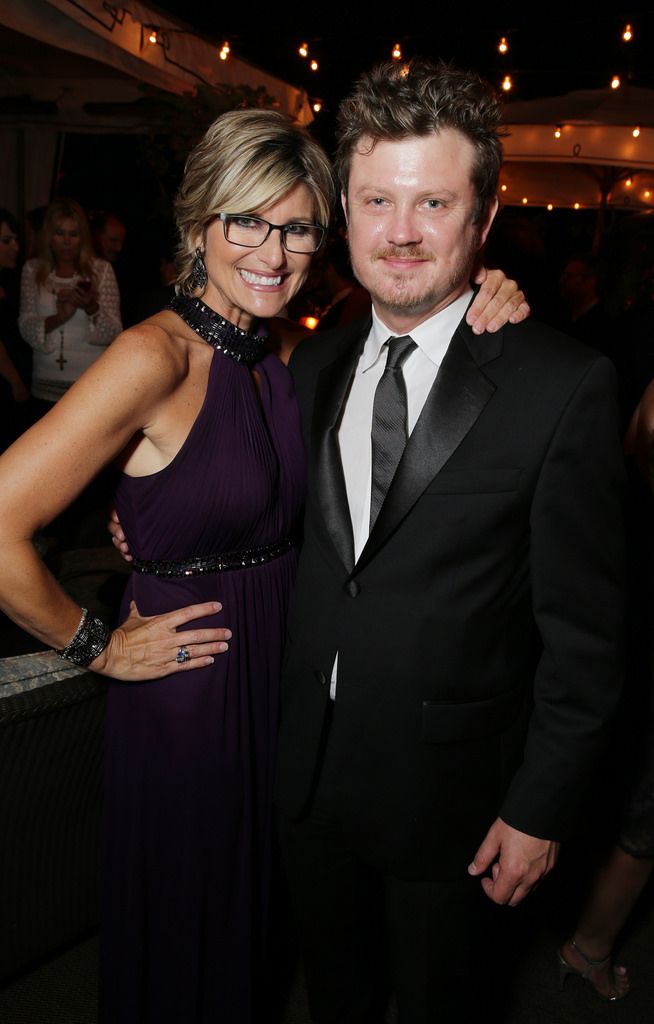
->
[422, 685, 524, 743]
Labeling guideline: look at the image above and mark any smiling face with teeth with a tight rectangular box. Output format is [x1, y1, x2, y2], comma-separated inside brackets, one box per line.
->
[198, 184, 316, 330]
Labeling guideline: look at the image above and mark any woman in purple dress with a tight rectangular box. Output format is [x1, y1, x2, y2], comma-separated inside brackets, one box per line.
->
[0, 109, 527, 1022]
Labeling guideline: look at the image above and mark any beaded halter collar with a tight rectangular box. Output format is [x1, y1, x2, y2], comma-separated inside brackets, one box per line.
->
[168, 294, 266, 366]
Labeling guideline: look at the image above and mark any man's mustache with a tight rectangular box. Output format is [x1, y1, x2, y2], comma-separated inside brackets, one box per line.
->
[372, 247, 434, 261]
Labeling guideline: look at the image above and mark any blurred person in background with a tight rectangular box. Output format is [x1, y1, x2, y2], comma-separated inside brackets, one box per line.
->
[0, 209, 30, 449]
[90, 209, 127, 265]
[19, 198, 121, 410]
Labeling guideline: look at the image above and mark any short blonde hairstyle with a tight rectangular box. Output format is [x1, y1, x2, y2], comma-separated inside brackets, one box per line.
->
[175, 109, 334, 295]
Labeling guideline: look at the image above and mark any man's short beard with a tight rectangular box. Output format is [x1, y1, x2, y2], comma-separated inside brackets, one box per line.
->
[350, 241, 477, 320]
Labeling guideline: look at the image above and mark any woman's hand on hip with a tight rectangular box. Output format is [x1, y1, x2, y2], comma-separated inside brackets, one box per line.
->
[91, 600, 231, 680]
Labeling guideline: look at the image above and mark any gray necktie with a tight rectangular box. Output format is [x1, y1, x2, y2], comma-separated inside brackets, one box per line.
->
[369, 335, 417, 531]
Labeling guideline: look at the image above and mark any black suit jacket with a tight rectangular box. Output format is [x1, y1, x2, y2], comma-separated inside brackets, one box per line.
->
[275, 312, 625, 879]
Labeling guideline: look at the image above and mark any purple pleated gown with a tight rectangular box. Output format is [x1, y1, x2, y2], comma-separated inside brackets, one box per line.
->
[100, 346, 306, 1023]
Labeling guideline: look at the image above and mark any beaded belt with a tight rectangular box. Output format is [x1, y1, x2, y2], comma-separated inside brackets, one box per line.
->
[131, 537, 296, 577]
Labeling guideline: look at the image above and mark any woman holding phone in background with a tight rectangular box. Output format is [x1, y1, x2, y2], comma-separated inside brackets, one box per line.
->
[19, 197, 121, 408]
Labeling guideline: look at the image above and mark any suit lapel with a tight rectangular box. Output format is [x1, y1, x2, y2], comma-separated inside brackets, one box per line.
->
[311, 319, 369, 572]
[355, 321, 500, 574]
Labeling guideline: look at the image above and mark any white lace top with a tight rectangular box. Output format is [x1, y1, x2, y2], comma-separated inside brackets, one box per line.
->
[19, 258, 122, 401]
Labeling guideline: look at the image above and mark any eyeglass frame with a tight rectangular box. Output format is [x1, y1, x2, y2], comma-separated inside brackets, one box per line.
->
[215, 213, 326, 254]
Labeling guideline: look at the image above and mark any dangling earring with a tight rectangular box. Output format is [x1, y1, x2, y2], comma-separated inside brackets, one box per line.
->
[191, 247, 207, 291]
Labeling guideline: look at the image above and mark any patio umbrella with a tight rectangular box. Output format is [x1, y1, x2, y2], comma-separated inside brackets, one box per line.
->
[500, 85, 654, 249]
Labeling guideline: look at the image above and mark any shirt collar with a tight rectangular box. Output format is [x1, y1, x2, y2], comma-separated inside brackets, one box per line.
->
[363, 288, 473, 372]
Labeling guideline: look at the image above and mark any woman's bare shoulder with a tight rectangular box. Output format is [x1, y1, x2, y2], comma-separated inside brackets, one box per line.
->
[102, 311, 192, 384]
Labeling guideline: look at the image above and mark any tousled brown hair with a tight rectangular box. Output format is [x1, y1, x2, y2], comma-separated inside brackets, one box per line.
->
[335, 59, 505, 224]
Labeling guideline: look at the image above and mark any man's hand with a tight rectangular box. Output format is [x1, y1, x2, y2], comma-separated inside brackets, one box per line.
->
[108, 506, 133, 562]
[468, 817, 559, 907]
[467, 267, 530, 335]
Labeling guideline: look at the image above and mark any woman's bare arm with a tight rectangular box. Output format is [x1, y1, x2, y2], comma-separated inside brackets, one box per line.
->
[626, 377, 654, 487]
[0, 324, 229, 678]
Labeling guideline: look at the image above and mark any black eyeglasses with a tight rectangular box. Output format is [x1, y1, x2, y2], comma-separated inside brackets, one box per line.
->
[217, 213, 325, 254]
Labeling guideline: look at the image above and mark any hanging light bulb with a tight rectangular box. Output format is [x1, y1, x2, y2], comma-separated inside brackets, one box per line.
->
[148, 28, 158, 44]
[645, 190, 652, 199]
[310, 59, 319, 72]
[219, 41, 230, 61]
[623, 24, 633, 42]
[611, 75, 621, 90]
[500, 184, 508, 192]
[312, 101, 322, 113]
[625, 178, 633, 187]
[521, 197, 528, 205]
[632, 127, 641, 138]
[392, 42, 402, 61]
[554, 126, 562, 139]
[498, 36, 508, 54]
[501, 75, 513, 92]
[298, 42, 308, 58]
[574, 202, 581, 209]
[547, 204, 554, 211]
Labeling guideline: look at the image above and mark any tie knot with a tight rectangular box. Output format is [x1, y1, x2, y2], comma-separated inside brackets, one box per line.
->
[385, 335, 416, 370]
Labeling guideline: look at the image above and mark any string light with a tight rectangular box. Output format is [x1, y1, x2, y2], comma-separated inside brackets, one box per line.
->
[625, 178, 633, 187]
[554, 126, 562, 139]
[501, 75, 513, 92]
[298, 42, 308, 58]
[310, 59, 319, 72]
[521, 197, 528, 204]
[547, 204, 554, 211]
[611, 75, 621, 90]
[312, 101, 322, 113]
[300, 316, 319, 330]
[148, 28, 158, 44]
[574, 202, 581, 209]
[632, 127, 641, 138]
[219, 41, 230, 61]
[623, 23, 633, 42]
[500, 184, 508, 192]
[392, 42, 402, 61]
[645, 190, 652, 199]
[498, 37, 508, 54]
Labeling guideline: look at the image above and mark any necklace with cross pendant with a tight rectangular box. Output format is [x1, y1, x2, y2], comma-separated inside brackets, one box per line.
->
[57, 329, 67, 370]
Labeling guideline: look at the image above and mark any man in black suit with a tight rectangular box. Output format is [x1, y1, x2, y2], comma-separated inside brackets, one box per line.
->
[275, 59, 625, 1022]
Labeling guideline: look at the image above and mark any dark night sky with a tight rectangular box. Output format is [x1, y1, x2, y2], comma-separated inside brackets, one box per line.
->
[137, 6, 654, 158]
[149, 6, 654, 124]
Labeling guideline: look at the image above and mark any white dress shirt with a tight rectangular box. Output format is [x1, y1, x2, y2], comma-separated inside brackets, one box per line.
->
[331, 289, 473, 695]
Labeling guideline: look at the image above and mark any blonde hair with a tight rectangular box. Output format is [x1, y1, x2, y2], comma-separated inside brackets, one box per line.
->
[175, 109, 334, 295]
[35, 198, 96, 286]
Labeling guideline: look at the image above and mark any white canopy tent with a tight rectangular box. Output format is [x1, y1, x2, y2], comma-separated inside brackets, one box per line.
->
[500, 86, 654, 248]
[0, 0, 312, 216]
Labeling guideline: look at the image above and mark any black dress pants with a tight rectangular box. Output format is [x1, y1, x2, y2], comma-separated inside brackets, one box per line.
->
[277, 710, 510, 1024]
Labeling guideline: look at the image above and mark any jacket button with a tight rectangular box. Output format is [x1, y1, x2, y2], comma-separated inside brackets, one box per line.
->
[345, 580, 360, 597]
[315, 670, 327, 686]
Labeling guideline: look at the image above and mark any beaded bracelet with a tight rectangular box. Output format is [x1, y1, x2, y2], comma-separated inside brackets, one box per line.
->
[56, 607, 111, 667]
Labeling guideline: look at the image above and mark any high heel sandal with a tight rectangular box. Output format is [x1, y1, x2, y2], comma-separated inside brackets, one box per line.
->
[557, 938, 628, 1002]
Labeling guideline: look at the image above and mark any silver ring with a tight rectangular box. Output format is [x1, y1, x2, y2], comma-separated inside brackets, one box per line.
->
[176, 645, 191, 664]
